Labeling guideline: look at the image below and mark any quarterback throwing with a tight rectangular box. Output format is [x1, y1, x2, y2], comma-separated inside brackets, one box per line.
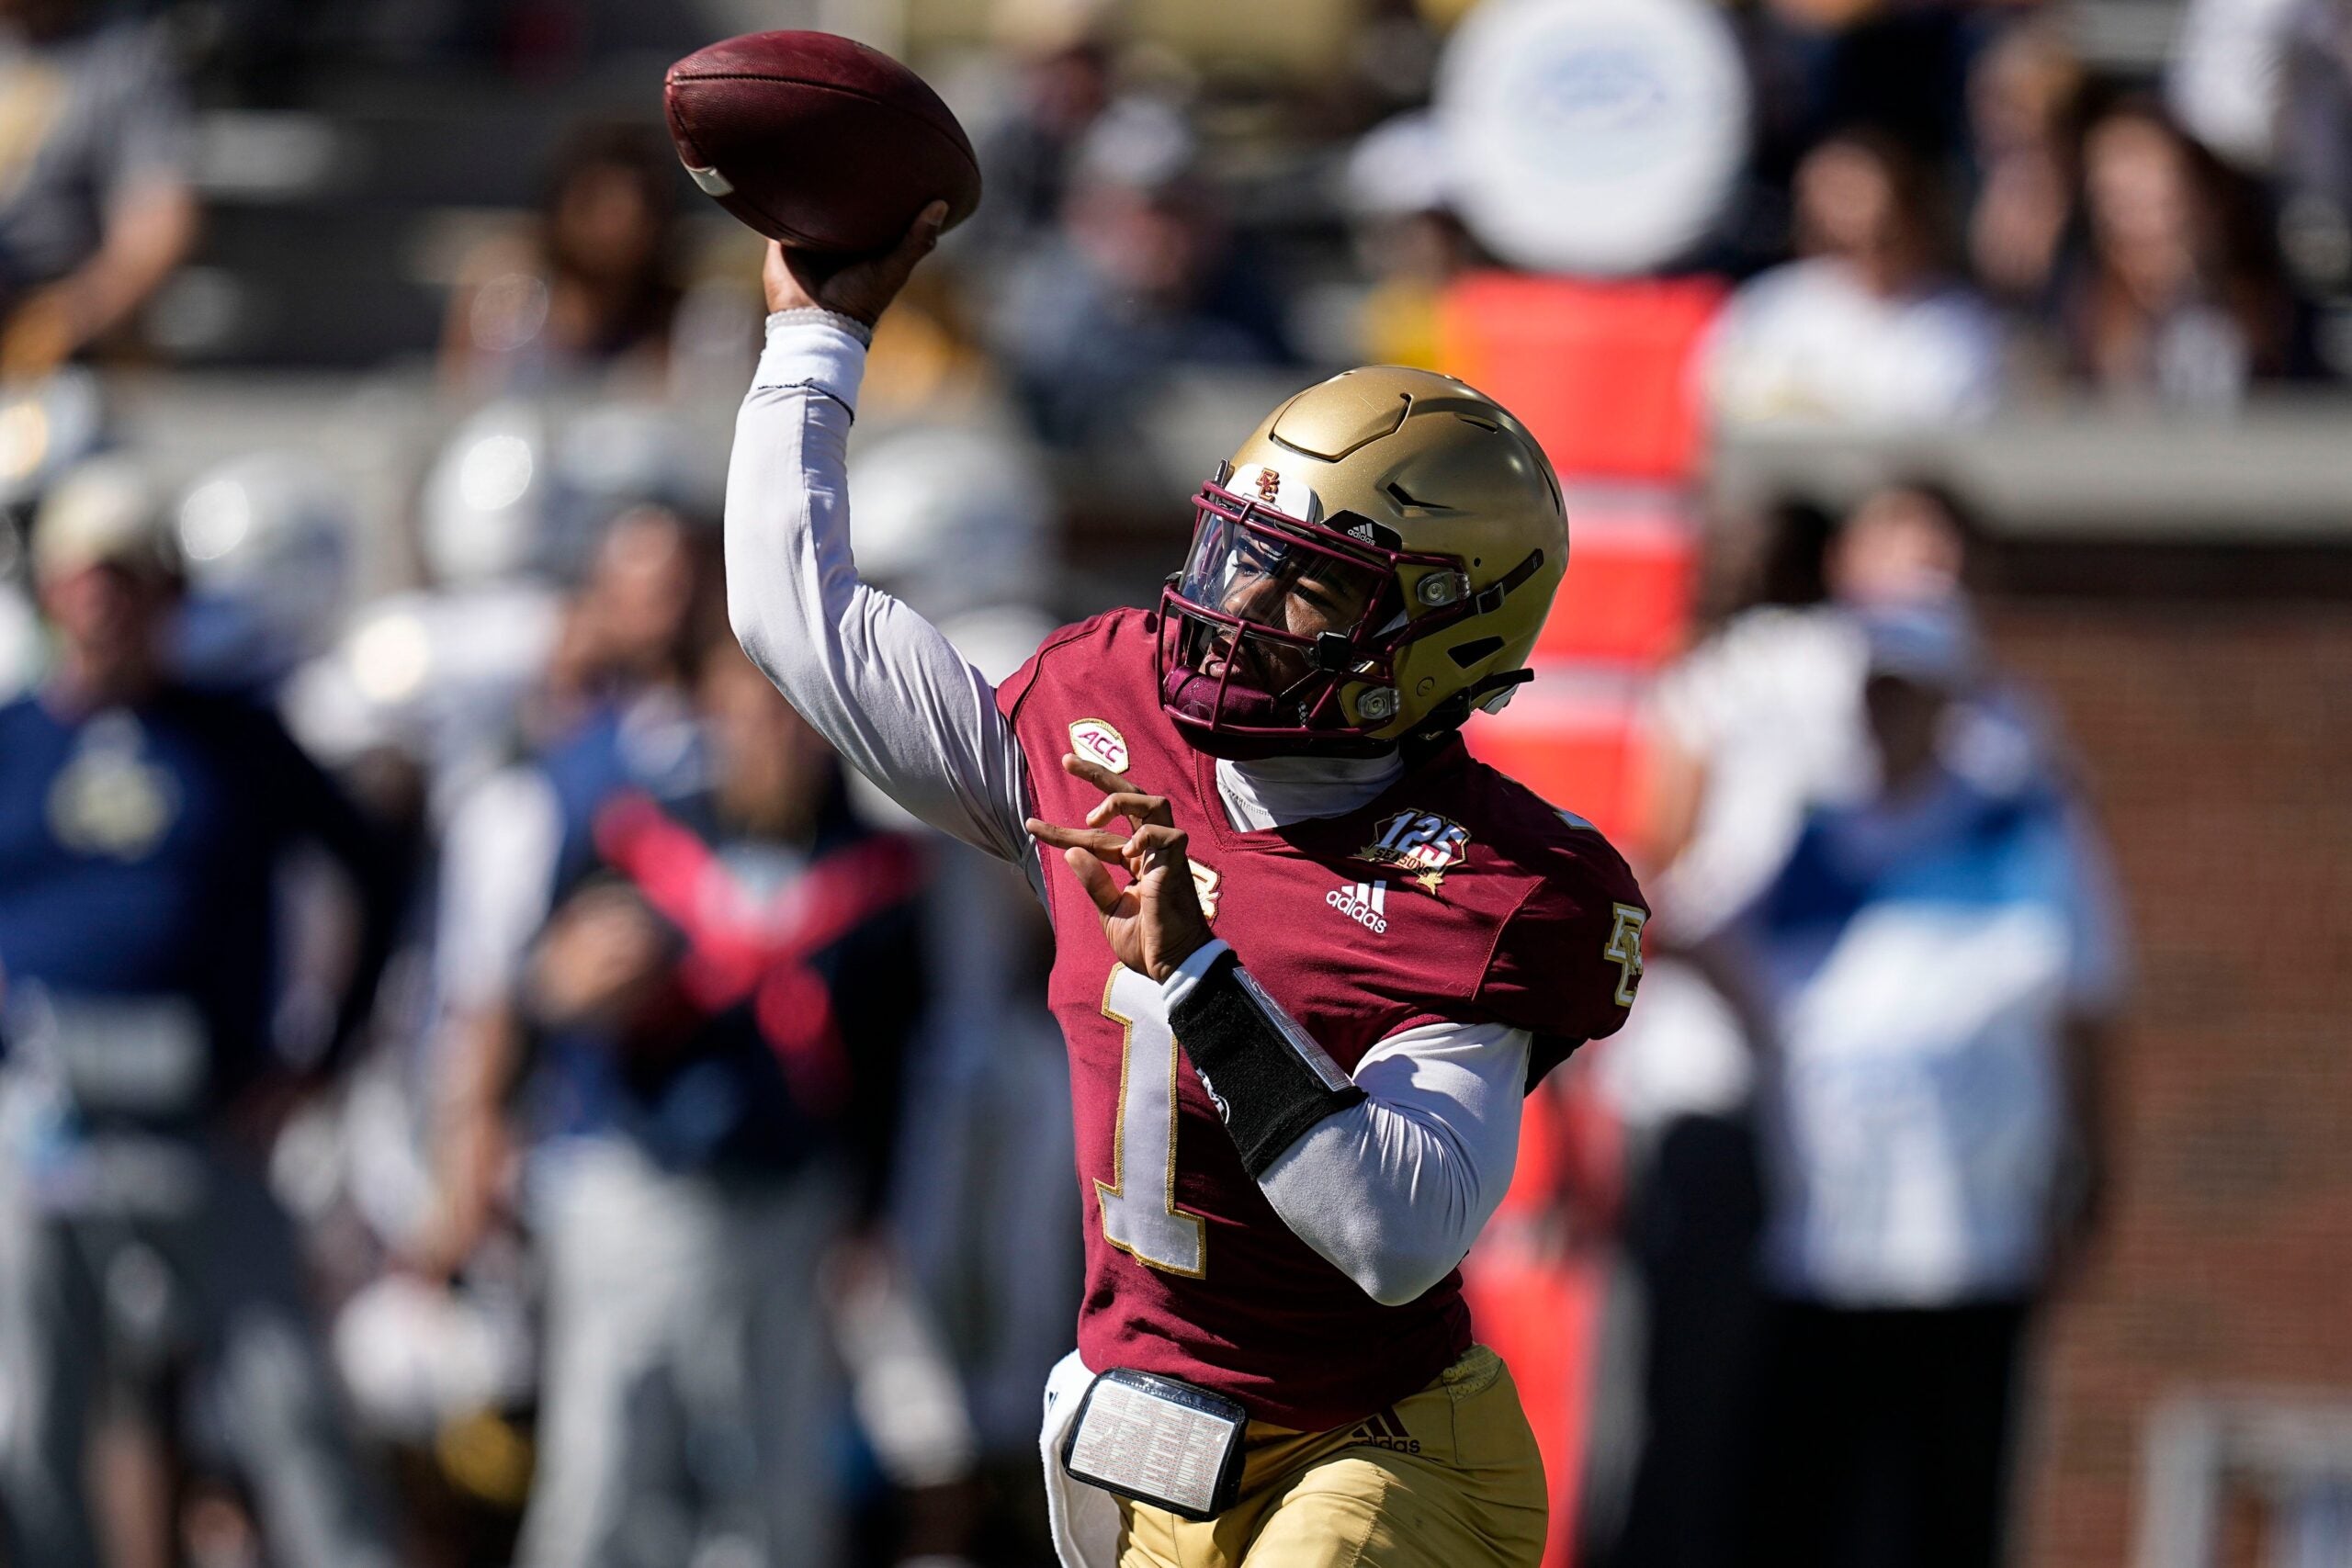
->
[727, 207, 1646, 1568]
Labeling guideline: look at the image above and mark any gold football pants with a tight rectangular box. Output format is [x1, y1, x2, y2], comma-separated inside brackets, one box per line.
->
[1114, 1344, 1547, 1568]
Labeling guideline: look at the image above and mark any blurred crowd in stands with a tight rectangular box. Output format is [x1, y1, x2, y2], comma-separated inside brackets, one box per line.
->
[0, 0, 2241, 1562]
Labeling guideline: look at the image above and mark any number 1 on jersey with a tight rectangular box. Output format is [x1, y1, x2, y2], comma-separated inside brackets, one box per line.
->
[1096, 964, 1207, 1277]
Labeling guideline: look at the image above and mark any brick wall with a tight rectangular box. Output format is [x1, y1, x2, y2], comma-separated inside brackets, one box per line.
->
[1987, 601, 2352, 1568]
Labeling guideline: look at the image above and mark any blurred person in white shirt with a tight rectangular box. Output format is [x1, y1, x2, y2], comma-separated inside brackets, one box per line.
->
[1702, 129, 2003, 426]
[1584, 483, 1980, 1568]
[1736, 603, 2122, 1568]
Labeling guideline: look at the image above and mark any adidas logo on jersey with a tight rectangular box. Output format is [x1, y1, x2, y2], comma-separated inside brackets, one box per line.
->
[1326, 879, 1389, 934]
[1343, 1406, 1419, 1453]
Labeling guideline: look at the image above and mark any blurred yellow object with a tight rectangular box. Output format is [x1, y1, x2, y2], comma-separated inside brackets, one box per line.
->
[990, 0, 1123, 52]
[862, 273, 1001, 419]
[435, 1408, 535, 1509]
[1416, 0, 1484, 30]
[0, 396, 51, 487]
[1131, 0, 1357, 70]
[2, 288, 76, 381]
[1356, 278, 1446, 370]
[915, 0, 1355, 70]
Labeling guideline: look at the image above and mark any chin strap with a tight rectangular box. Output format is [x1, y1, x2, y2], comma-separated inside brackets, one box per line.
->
[1412, 667, 1536, 740]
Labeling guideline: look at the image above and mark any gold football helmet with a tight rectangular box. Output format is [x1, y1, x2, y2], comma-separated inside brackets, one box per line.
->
[1159, 366, 1566, 758]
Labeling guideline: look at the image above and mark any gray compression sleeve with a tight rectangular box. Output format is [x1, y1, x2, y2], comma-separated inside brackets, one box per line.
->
[725, 312, 1039, 893]
[1161, 941, 1533, 1307]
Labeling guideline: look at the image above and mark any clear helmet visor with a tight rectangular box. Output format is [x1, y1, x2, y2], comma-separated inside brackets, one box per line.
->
[1162, 493, 1397, 736]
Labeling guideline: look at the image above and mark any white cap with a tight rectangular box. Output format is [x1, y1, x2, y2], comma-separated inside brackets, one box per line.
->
[33, 455, 174, 582]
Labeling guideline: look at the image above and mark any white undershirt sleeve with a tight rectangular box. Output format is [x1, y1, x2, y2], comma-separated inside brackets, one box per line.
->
[1163, 943, 1531, 1308]
[726, 311, 1039, 890]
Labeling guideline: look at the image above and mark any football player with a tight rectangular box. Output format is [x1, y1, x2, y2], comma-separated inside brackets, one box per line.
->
[726, 204, 1647, 1568]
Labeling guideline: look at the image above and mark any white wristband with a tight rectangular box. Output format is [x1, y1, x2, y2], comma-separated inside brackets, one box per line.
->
[756, 310, 872, 412]
[1160, 939, 1235, 1011]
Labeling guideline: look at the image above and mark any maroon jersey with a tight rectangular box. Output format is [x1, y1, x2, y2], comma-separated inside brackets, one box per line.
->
[997, 608, 1646, 1430]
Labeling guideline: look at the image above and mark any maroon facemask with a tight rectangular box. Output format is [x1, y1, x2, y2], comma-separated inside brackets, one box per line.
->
[1156, 474, 1477, 760]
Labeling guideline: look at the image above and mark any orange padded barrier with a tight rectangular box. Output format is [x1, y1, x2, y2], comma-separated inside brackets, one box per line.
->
[1464, 672, 1650, 849]
[1541, 504, 1698, 667]
[1439, 273, 1725, 484]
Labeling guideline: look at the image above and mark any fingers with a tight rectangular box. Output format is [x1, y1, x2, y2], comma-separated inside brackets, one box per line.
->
[1060, 752, 1136, 795]
[871, 198, 948, 286]
[1027, 816, 1189, 872]
[1025, 817, 1129, 859]
[763, 238, 825, 314]
[901, 198, 949, 255]
[1124, 823, 1191, 878]
[1063, 844, 1125, 917]
[1060, 754, 1174, 836]
[1085, 792, 1174, 831]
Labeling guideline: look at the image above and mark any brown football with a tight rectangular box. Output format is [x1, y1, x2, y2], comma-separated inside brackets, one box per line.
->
[662, 30, 982, 254]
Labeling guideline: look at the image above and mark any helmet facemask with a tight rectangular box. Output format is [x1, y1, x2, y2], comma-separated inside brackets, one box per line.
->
[1158, 472, 1476, 760]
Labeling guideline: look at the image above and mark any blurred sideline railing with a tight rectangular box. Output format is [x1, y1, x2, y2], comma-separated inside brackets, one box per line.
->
[104, 369, 2352, 545]
[2138, 1394, 2352, 1568]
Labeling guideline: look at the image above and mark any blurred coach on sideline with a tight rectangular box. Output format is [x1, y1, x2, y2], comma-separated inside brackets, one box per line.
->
[0, 460, 401, 1568]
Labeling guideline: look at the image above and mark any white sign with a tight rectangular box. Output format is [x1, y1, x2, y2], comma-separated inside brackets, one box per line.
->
[1437, 0, 1750, 276]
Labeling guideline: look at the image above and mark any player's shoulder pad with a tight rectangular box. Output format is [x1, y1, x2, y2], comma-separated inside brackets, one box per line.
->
[993, 605, 1155, 722]
[1457, 754, 1644, 906]
[1458, 759, 1650, 1051]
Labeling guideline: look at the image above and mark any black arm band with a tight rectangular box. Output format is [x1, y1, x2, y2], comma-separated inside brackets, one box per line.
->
[1170, 949, 1367, 1178]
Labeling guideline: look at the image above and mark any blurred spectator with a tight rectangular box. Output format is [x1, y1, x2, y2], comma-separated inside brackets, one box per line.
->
[1737, 603, 2123, 1568]
[413, 508, 979, 1562]
[0, 0, 198, 378]
[440, 121, 684, 396]
[282, 401, 575, 818]
[0, 456, 402, 1568]
[416, 503, 713, 1288]
[505, 641, 938, 1568]
[992, 96, 1295, 448]
[1964, 21, 2084, 307]
[171, 450, 356, 698]
[2276, 0, 2352, 345]
[1646, 482, 1973, 931]
[847, 423, 1076, 1551]
[1588, 484, 1978, 1568]
[962, 0, 1121, 276]
[2052, 97, 2295, 406]
[1341, 110, 1479, 369]
[1702, 129, 2002, 426]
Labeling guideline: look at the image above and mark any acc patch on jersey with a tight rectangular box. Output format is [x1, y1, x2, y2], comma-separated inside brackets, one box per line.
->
[1069, 717, 1130, 774]
[1356, 809, 1473, 894]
